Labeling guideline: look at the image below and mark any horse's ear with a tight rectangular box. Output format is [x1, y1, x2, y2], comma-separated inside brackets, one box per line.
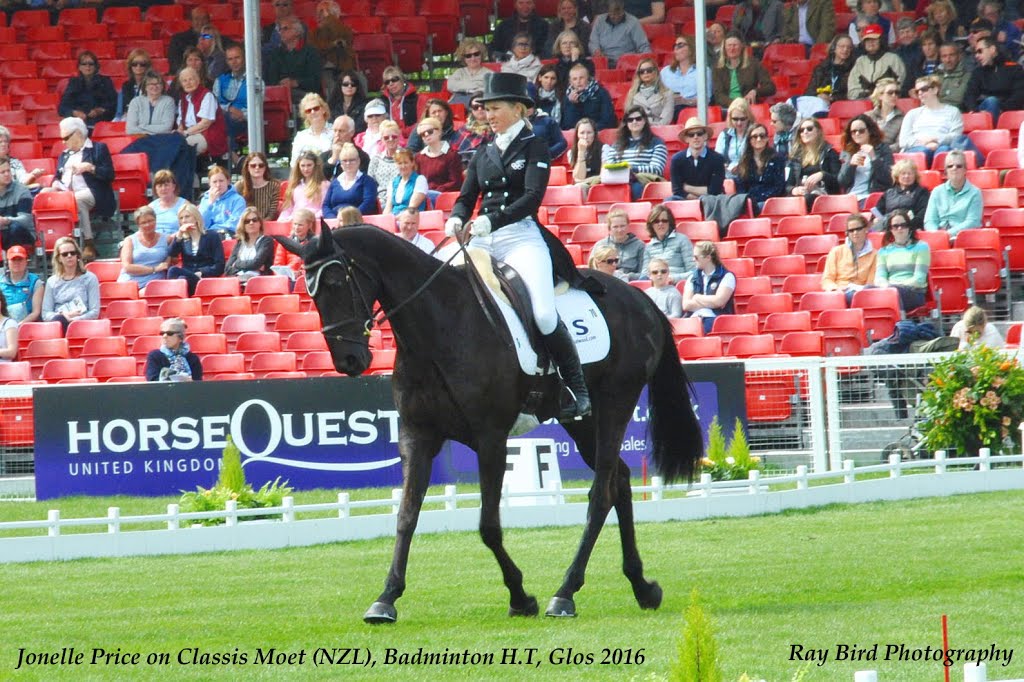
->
[272, 235, 302, 256]
[317, 217, 334, 258]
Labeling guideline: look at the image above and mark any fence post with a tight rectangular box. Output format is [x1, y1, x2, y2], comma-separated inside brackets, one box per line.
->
[107, 507, 120, 535]
[824, 362, 844, 471]
[337, 492, 349, 519]
[651, 475, 663, 502]
[47, 509, 60, 537]
[804, 358, 828, 472]
[444, 485, 457, 511]
[796, 465, 808, 490]
[843, 459, 855, 485]
[935, 449, 947, 475]
[978, 447, 991, 472]
[889, 453, 902, 478]
[390, 489, 402, 515]
[853, 672, 878, 682]
[225, 499, 237, 527]
[553, 478, 564, 505]
[748, 469, 761, 495]
[699, 472, 712, 497]
[964, 661, 988, 682]
[167, 504, 179, 531]
[282, 496, 295, 523]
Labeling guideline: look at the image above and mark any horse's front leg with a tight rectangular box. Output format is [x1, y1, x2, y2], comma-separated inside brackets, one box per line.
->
[612, 458, 662, 610]
[363, 429, 443, 624]
[477, 434, 538, 617]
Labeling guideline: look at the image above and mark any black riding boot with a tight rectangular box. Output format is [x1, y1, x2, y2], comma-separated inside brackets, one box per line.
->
[543, 320, 591, 421]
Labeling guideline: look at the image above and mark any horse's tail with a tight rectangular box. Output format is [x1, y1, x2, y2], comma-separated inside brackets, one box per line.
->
[647, 314, 704, 484]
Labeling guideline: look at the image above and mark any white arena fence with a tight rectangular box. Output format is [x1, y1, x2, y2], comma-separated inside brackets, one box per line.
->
[1, 451, 1022, 564]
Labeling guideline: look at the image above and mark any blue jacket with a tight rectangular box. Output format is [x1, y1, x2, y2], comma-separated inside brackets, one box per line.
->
[168, 231, 225, 278]
[690, 264, 735, 315]
[560, 85, 617, 131]
[322, 173, 379, 218]
[734, 152, 787, 208]
[198, 185, 247, 235]
[530, 113, 568, 160]
[56, 140, 116, 218]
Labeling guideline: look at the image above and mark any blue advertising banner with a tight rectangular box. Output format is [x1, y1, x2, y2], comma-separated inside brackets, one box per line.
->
[32, 364, 746, 500]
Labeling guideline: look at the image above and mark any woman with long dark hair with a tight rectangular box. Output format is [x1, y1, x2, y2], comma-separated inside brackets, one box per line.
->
[329, 70, 368, 134]
[733, 123, 786, 216]
[805, 34, 856, 105]
[235, 151, 282, 220]
[601, 105, 667, 200]
[279, 151, 330, 220]
[569, 117, 601, 185]
[534, 65, 563, 123]
[837, 113, 894, 206]
[875, 208, 930, 311]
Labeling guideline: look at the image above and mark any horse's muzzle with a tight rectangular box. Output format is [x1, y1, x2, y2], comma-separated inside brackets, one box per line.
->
[329, 342, 372, 376]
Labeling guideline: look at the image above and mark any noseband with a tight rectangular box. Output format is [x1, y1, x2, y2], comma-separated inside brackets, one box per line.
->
[305, 252, 378, 345]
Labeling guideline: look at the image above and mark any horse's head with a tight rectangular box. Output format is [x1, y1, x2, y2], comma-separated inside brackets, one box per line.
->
[277, 220, 376, 376]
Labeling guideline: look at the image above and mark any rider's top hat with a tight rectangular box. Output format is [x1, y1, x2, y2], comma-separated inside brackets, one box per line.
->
[478, 72, 535, 107]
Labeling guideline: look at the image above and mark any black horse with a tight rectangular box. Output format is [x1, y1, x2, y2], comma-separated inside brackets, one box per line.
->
[289, 223, 703, 622]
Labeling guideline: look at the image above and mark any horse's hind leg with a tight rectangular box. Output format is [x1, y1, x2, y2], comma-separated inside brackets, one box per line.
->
[364, 431, 442, 624]
[478, 436, 538, 617]
[612, 458, 662, 610]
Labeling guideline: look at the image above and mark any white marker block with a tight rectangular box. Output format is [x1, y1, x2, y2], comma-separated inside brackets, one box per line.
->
[964, 662, 987, 682]
[854, 672, 878, 682]
[505, 438, 562, 507]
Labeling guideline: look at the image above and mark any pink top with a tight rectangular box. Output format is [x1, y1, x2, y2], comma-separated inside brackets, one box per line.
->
[278, 179, 331, 220]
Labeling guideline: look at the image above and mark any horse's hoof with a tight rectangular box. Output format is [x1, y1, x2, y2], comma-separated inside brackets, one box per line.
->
[363, 601, 397, 624]
[509, 595, 539, 617]
[545, 596, 577, 618]
[637, 581, 663, 610]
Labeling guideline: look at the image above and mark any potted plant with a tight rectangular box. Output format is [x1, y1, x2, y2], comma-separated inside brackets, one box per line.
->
[700, 417, 761, 482]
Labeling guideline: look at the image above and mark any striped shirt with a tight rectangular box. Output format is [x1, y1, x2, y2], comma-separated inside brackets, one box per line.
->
[875, 240, 930, 290]
[601, 136, 668, 177]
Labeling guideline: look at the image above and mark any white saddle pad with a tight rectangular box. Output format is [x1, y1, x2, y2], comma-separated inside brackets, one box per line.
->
[492, 288, 611, 375]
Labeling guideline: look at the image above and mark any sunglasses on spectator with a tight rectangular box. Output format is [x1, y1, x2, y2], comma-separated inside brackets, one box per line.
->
[79, 62, 96, 67]
[464, 51, 482, 59]
[626, 115, 645, 123]
[382, 134, 400, 141]
[61, 133, 75, 141]
[305, 105, 322, 114]
[602, 258, 620, 265]
[799, 126, 816, 133]
[883, 89, 899, 95]
[649, 269, 668, 275]
[974, 49, 986, 55]
[420, 128, 438, 135]
[199, 33, 214, 39]
[471, 103, 485, 110]
[946, 163, 964, 169]
[514, 42, 531, 48]
[131, 61, 150, 68]
[850, 127, 868, 133]
[244, 217, 261, 224]
[846, 226, 867, 233]
[341, 81, 356, 87]
[160, 331, 181, 337]
[637, 67, 656, 75]
[249, 162, 266, 168]
[686, 131, 706, 138]
[731, 116, 747, 122]
[749, 132, 767, 140]
[653, 218, 670, 224]
[384, 76, 402, 84]
[890, 222, 909, 228]
[59, 250, 79, 257]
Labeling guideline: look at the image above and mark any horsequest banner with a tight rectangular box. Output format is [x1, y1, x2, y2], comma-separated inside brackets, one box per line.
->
[32, 365, 746, 500]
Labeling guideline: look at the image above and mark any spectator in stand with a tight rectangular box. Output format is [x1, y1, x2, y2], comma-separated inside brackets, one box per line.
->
[964, 35, 1024, 123]
[926, 0, 965, 44]
[225, 207, 275, 283]
[874, 209, 930, 310]
[280, 151, 330, 220]
[492, 0, 551, 60]
[706, 22, 726, 63]
[682, 240, 735, 333]
[145, 317, 203, 382]
[661, 35, 711, 115]
[950, 305, 1005, 349]
[324, 115, 370, 178]
[644, 257, 683, 318]
[45, 118, 115, 262]
[196, 26, 228, 81]
[838, 114, 894, 206]
[0, 127, 42, 188]
[367, 121, 404, 208]
[535, 65, 564, 124]
[1, 245, 42, 324]
[716, 98, 756, 177]
[589, 0, 651, 68]
[117, 49, 152, 121]
[414, 117, 464, 203]
[848, 0, 895, 47]
[732, 0, 785, 45]
[408, 101, 460, 155]
[593, 207, 645, 280]
[874, 159, 931, 230]
[866, 78, 904, 148]
[236, 152, 282, 221]
[355, 99, 390, 158]
[167, 203, 225, 296]
[805, 35, 856, 107]
[561, 63, 617, 131]
[176, 66, 228, 160]
[552, 30, 595, 88]
[381, 67, 420, 138]
[291, 93, 332, 167]
[733, 122, 787, 216]
[169, 7, 210, 74]
[923, 150, 982, 239]
[711, 33, 776, 108]
[782, 0, 835, 48]
[0, 159, 34, 251]
[455, 94, 493, 165]
[41, 237, 100, 332]
[148, 170, 189, 236]
[769, 102, 799, 157]
[329, 71, 367, 136]
[625, 57, 674, 125]
[324, 142, 380, 218]
[787, 117, 841, 210]
[502, 33, 544, 82]
[893, 18, 923, 66]
[978, 0, 1021, 60]
[310, 0, 355, 100]
[175, 48, 212, 93]
[588, 244, 629, 280]
[905, 29, 942, 93]
[545, 0, 591, 58]
[670, 117, 726, 201]
[822, 213, 877, 304]
[601, 105, 668, 200]
[212, 45, 248, 159]
[396, 207, 435, 255]
[640, 204, 695, 282]
[382, 149, 428, 216]
[262, 0, 307, 60]
[899, 75, 966, 165]
[198, 165, 247, 236]
[58, 51, 117, 128]
[447, 39, 491, 108]
[126, 71, 176, 137]
[265, 16, 322, 107]
[847, 24, 907, 100]
[569, 117, 602, 185]
[272, 208, 316, 279]
[937, 42, 970, 111]
[621, 0, 666, 24]
[118, 207, 172, 290]
[528, 101, 568, 160]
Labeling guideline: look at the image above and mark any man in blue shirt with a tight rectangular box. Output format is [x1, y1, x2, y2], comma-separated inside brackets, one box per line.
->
[213, 45, 248, 160]
[669, 117, 725, 201]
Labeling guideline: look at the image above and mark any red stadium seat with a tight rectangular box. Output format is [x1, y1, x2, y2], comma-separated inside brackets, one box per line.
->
[89, 356, 138, 381]
[301, 351, 339, 375]
[721, 257, 756, 278]
[285, 330, 329, 352]
[818, 308, 868, 356]
[676, 221, 720, 243]
[725, 218, 771, 248]
[708, 313, 759, 347]
[141, 278, 188, 316]
[40, 358, 87, 383]
[209, 296, 254, 324]
[726, 333, 777, 358]
[669, 317, 703, 340]
[157, 298, 203, 319]
[201, 353, 246, 376]
[676, 336, 723, 360]
[33, 191, 78, 252]
[65, 319, 112, 356]
[221, 314, 267, 351]
[793, 234, 840, 271]
[16, 321, 62, 357]
[758, 255, 806, 290]
[850, 288, 901, 342]
[103, 298, 146, 333]
[779, 331, 825, 357]
[120, 316, 164, 341]
[185, 333, 228, 356]
[798, 290, 848, 325]
[0, 362, 32, 384]
[250, 351, 298, 378]
[23, 338, 70, 379]
[662, 200, 703, 222]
